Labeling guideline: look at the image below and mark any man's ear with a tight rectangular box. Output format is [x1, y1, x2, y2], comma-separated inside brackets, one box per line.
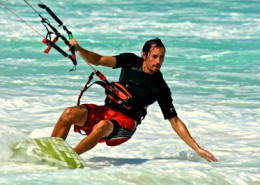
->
[142, 52, 147, 60]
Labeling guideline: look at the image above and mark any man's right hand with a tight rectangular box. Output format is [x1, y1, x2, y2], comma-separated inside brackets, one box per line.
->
[69, 38, 81, 51]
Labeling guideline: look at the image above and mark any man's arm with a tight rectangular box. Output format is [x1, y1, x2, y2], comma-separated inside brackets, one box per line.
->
[169, 116, 217, 162]
[69, 38, 116, 67]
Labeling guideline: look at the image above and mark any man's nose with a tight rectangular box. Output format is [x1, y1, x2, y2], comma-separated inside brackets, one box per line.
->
[156, 57, 163, 64]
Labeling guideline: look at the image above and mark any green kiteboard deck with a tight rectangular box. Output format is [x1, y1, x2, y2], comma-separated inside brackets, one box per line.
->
[12, 137, 86, 169]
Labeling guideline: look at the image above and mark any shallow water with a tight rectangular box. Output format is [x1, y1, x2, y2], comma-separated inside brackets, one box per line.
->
[0, 0, 260, 184]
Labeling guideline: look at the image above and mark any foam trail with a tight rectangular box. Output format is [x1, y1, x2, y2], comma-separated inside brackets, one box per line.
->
[0, 125, 29, 161]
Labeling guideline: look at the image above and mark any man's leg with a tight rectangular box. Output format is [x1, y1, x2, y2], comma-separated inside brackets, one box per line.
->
[73, 120, 114, 155]
[51, 105, 88, 140]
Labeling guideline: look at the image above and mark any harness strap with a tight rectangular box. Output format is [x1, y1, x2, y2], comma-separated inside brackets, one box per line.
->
[77, 72, 95, 106]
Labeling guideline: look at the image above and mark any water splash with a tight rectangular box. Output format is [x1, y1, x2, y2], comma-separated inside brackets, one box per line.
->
[0, 125, 29, 161]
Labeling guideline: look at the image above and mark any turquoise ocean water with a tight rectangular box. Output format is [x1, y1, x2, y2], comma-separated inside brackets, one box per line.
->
[0, 0, 259, 184]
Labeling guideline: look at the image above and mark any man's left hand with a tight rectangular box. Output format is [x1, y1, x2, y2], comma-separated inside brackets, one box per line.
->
[195, 147, 218, 162]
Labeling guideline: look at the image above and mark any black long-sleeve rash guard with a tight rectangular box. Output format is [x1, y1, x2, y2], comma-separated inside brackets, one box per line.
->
[105, 53, 177, 122]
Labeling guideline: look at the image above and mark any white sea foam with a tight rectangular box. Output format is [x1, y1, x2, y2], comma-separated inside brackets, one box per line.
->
[0, 125, 29, 161]
[29, 127, 53, 139]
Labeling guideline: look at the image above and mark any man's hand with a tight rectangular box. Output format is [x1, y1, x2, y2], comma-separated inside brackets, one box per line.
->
[169, 116, 218, 163]
[195, 147, 218, 162]
[69, 38, 81, 51]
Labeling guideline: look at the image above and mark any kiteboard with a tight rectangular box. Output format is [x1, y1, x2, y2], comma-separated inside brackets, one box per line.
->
[12, 137, 86, 169]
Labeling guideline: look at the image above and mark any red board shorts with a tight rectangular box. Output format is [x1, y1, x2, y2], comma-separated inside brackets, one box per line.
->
[74, 104, 138, 146]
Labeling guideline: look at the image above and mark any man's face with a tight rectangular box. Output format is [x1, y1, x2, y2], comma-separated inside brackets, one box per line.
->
[142, 46, 165, 74]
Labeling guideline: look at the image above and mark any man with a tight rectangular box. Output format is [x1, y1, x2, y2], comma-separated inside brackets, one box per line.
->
[51, 38, 217, 162]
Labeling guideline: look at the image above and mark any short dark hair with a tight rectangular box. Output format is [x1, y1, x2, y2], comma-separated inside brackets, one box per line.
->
[142, 38, 165, 56]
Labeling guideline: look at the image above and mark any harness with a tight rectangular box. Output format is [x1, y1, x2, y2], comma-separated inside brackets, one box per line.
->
[77, 70, 134, 110]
